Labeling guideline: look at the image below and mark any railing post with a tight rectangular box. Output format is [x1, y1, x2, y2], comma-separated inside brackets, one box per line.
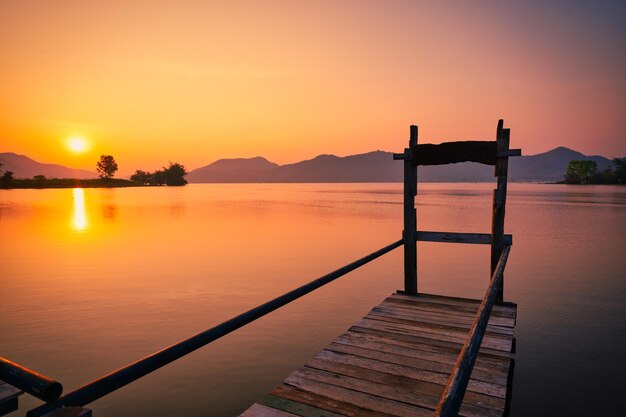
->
[403, 125, 418, 295]
[491, 120, 510, 303]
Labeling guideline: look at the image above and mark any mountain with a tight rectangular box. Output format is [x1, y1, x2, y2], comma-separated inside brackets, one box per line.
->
[0, 152, 98, 179]
[186, 157, 279, 183]
[270, 151, 399, 182]
[509, 147, 611, 182]
[187, 147, 618, 183]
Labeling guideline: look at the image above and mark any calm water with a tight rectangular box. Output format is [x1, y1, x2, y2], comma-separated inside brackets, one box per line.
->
[1, 183, 625, 416]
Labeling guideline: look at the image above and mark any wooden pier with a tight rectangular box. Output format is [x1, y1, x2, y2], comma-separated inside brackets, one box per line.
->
[241, 293, 516, 417]
[2, 120, 520, 417]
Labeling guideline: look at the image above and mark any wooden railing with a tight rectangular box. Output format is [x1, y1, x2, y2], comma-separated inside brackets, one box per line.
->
[24, 239, 404, 417]
[434, 245, 512, 417]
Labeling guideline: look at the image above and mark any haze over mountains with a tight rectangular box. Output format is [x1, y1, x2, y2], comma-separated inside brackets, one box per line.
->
[1, 147, 619, 183]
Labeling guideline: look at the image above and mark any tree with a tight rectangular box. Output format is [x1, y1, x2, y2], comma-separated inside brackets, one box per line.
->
[96, 155, 118, 179]
[565, 160, 597, 184]
[163, 162, 188, 186]
[612, 158, 626, 184]
[150, 170, 166, 185]
[130, 170, 150, 185]
[1, 170, 14, 187]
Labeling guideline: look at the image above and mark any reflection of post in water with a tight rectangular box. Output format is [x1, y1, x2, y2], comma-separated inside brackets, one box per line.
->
[72, 188, 87, 231]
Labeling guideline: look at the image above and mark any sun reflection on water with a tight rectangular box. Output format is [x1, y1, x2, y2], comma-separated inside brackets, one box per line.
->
[72, 188, 87, 231]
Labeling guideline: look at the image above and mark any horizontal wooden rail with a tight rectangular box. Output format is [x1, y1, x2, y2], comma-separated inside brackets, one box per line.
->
[393, 141, 521, 166]
[27, 239, 404, 417]
[416, 231, 512, 245]
[0, 357, 63, 402]
[434, 244, 512, 417]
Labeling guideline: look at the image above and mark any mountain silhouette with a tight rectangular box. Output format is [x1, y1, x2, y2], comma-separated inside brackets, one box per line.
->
[187, 157, 279, 183]
[0, 152, 98, 179]
[187, 147, 617, 183]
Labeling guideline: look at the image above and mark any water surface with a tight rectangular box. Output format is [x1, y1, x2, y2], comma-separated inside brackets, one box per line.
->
[1, 183, 625, 416]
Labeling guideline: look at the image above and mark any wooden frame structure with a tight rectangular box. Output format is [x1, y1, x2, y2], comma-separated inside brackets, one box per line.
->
[393, 119, 520, 302]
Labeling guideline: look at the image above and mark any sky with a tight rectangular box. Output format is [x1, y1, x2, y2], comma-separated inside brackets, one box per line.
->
[1, 0, 624, 174]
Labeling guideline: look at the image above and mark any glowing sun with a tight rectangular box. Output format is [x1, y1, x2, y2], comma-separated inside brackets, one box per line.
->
[66, 137, 89, 153]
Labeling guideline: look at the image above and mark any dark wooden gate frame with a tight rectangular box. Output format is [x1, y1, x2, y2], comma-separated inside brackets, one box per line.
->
[393, 119, 520, 302]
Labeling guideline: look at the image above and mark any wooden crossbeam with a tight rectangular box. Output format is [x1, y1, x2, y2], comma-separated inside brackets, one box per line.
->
[393, 141, 521, 166]
[416, 231, 512, 245]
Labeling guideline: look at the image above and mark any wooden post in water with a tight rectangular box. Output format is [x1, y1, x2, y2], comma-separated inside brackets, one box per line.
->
[491, 120, 510, 303]
[403, 125, 418, 295]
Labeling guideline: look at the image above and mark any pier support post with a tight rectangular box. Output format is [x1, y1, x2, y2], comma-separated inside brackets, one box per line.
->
[403, 125, 418, 295]
[491, 120, 510, 303]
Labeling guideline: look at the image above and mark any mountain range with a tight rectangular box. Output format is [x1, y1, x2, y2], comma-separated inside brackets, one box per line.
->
[1, 147, 619, 183]
[187, 147, 617, 183]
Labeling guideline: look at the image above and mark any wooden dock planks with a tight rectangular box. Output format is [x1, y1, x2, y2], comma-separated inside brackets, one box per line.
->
[0, 380, 23, 416]
[240, 293, 516, 417]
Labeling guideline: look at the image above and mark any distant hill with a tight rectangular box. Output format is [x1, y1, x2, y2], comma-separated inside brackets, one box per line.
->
[187, 147, 618, 183]
[509, 147, 612, 182]
[0, 152, 98, 179]
[186, 157, 279, 183]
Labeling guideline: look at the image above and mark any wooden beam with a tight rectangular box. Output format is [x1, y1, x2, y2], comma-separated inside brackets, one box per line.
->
[491, 120, 510, 303]
[414, 141, 497, 166]
[402, 125, 418, 295]
[415, 231, 512, 245]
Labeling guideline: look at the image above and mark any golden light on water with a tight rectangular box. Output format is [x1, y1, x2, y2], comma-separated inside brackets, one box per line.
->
[72, 188, 87, 231]
[66, 137, 89, 154]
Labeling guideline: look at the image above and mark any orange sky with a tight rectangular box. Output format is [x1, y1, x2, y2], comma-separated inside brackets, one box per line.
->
[1, 1, 624, 174]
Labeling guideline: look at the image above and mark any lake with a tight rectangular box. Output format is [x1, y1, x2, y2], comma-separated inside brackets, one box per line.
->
[1, 183, 625, 416]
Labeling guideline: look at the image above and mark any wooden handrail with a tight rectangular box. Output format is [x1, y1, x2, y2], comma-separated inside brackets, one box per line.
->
[433, 244, 511, 417]
[27, 239, 404, 417]
[0, 357, 62, 402]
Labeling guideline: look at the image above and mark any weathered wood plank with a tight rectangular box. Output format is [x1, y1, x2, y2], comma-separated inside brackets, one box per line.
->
[414, 141, 497, 166]
[288, 368, 501, 417]
[349, 325, 513, 360]
[258, 394, 347, 417]
[367, 310, 514, 338]
[354, 318, 513, 352]
[0, 381, 22, 417]
[283, 376, 433, 417]
[376, 302, 515, 328]
[415, 231, 512, 246]
[270, 385, 399, 417]
[389, 294, 517, 318]
[335, 331, 511, 371]
[239, 403, 300, 417]
[0, 381, 22, 403]
[369, 307, 514, 336]
[312, 349, 508, 399]
[323, 341, 508, 385]
[384, 297, 516, 321]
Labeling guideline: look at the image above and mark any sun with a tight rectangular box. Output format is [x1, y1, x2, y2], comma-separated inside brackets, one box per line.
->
[66, 136, 89, 153]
